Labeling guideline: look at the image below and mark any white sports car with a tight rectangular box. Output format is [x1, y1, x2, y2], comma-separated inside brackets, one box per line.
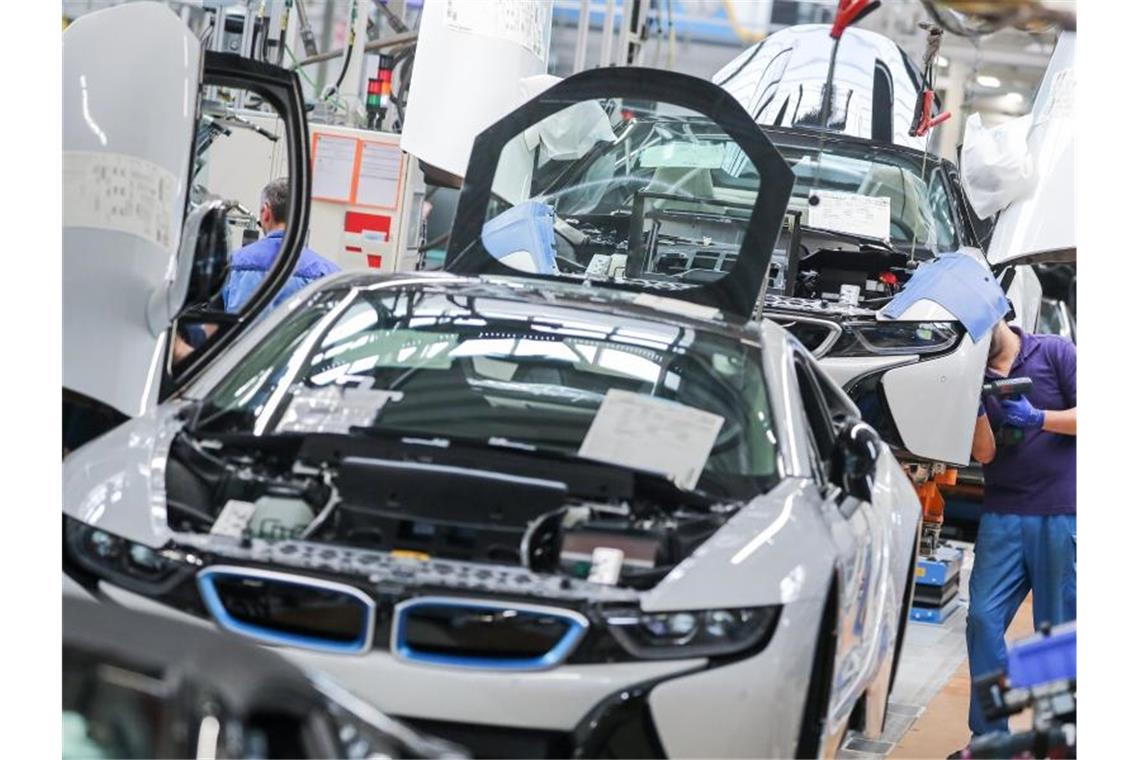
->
[63, 4, 921, 758]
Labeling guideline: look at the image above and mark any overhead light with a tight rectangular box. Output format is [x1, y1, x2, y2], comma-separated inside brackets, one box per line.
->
[976, 75, 1002, 88]
[1003, 92, 1025, 106]
[936, 55, 949, 68]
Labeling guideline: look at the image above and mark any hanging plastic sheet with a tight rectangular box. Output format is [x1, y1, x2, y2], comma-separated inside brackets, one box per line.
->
[882, 251, 1008, 340]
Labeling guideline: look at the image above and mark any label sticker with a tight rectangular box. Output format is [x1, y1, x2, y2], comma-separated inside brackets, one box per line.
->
[839, 284, 861, 305]
[277, 386, 405, 434]
[211, 500, 257, 538]
[63, 151, 179, 253]
[587, 547, 625, 586]
[585, 254, 612, 277]
[577, 389, 725, 491]
[807, 190, 891, 242]
[444, 0, 551, 63]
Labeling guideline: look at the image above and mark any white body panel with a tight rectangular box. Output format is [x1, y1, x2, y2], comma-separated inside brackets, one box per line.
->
[881, 329, 991, 466]
[987, 32, 1075, 266]
[63, 2, 200, 416]
[400, 0, 552, 176]
[713, 25, 928, 151]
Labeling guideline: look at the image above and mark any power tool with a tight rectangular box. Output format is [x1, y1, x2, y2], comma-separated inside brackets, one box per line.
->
[982, 377, 1034, 446]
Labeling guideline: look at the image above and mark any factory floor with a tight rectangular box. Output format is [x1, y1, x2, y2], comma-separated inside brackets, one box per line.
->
[839, 544, 1036, 759]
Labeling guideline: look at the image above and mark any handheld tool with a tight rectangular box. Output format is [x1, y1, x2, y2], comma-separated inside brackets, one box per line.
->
[981, 377, 1033, 400]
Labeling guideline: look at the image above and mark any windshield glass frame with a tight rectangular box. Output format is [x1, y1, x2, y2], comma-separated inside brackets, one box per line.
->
[193, 283, 782, 498]
[443, 67, 795, 320]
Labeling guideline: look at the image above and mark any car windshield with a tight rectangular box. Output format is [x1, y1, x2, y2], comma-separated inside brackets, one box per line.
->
[523, 116, 958, 256]
[194, 284, 780, 496]
[770, 135, 960, 252]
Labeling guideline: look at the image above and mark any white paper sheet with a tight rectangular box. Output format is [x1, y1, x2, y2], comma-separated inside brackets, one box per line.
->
[211, 500, 257, 538]
[312, 134, 357, 201]
[277, 386, 404, 434]
[444, 0, 550, 61]
[578, 389, 725, 491]
[63, 151, 179, 253]
[807, 190, 891, 241]
[356, 141, 403, 208]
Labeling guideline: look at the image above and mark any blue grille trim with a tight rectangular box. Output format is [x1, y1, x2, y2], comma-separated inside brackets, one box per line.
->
[391, 596, 589, 671]
[196, 565, 376, 655]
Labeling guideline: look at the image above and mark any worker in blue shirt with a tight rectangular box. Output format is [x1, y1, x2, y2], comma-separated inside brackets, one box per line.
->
[223, 177, 340, 312]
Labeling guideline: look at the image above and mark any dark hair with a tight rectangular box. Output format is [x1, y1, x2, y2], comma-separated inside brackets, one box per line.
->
[261, 177, 290, 224]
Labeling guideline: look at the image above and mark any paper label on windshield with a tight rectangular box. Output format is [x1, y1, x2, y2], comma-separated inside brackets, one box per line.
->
[807, 190, 890, 242]
[63, 151, 179, 253]
[577, 390, 725, 491]
[639, 143, 725, 169]
[277, 386, 404, 434]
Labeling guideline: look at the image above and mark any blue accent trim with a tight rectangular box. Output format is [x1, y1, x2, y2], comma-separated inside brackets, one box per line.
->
[196, 567, 375, 655]
[391, 597, 588, 671]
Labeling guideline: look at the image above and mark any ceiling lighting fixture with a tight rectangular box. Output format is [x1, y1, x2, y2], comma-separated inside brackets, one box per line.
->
[936, 55, 949, 68]
[976, 75, 1002, 88]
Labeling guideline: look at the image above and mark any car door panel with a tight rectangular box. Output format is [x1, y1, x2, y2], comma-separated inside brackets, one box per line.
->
[63, 3, 310, 427]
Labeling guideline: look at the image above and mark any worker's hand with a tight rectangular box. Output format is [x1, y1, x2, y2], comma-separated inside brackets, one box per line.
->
[999, 396, 1045, 430]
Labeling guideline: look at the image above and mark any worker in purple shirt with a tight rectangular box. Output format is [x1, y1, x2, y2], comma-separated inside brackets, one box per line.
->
[965, 318, 1076, 739]
[223, 177, 340, 312]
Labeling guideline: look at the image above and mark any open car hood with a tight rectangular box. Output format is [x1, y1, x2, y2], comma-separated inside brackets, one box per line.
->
[443, 67, 795, 320]
[985, 31, 1074, 268]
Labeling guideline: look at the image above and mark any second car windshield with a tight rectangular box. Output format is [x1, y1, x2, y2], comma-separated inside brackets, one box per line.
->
[194, 284, 780, 495]
[770, 136, 960, 252]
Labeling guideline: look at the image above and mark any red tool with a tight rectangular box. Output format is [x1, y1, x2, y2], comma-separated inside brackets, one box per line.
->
[911, 89, 952, 137]
[830, 0, 881, 39]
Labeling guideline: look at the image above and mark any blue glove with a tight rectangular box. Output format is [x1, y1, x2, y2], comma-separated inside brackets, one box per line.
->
[1000, 396, 1045, 430]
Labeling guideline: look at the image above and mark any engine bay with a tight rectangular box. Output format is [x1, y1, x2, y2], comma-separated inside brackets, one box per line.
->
[165, 430, 740, 592]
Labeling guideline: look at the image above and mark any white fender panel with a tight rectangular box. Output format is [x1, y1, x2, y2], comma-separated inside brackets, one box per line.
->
[880, 330, 991, 465]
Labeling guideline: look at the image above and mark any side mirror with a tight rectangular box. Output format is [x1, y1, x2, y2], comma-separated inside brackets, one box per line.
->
[830, 421, 881, 502]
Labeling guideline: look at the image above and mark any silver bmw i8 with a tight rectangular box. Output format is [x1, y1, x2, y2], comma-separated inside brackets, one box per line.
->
[63, 6, 921, 757]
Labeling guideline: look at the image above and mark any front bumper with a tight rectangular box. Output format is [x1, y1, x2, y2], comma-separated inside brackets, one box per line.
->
[86, 561, 825, 759]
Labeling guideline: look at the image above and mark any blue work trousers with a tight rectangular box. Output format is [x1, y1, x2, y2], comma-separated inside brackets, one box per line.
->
[966, 512, 1076, 735]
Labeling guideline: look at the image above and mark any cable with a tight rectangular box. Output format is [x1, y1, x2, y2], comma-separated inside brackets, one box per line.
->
[326, 0, 359, 98]
[276, 0, 292, 66]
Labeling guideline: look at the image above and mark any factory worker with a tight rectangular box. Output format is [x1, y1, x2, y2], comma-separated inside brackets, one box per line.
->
[222, 177, 340, 312]
[960, 317, 1076, 745]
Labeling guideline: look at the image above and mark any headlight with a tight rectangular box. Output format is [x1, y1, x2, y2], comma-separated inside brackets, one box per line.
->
[64, 517, 190, 594]
[829, 321, 962, 357]
[601, 605, 780, 659]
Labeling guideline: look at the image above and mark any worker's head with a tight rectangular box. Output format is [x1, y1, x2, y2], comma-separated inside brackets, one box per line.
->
[259, 177, 290, 233]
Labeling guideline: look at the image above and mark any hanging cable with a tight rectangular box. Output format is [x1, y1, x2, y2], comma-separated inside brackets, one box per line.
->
[275, 0, 293, 66]
[322, 0, 359, 101]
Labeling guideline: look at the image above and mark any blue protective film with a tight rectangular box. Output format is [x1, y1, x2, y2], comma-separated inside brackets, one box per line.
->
[882, 251, 1009, 340]
[481, 200, 558, 275]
